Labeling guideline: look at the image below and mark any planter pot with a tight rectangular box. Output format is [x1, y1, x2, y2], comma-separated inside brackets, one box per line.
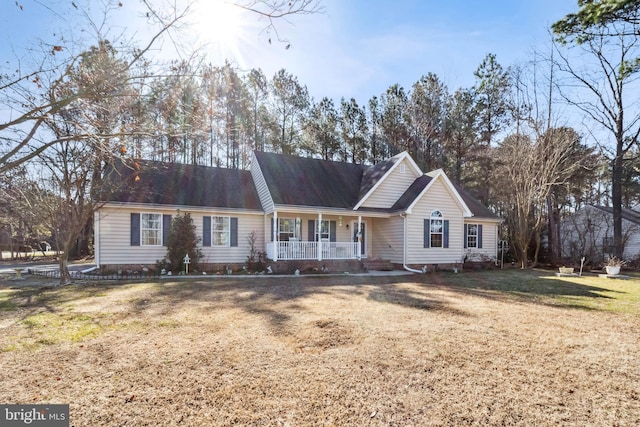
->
[606, 266, 621, 276]
[558, 267, 574, 274]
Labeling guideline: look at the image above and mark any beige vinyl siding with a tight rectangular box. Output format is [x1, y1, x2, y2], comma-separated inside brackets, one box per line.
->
[371, 216, 404, 263]
[96, 206, 170, 265]
[199, 213, 264, 264]
[361, 158, 419, 209]
[250, 154, 274, 213]
[96, 206, 264, 266]
[406, 177, 465, 265]
[464, 220, 499, 261]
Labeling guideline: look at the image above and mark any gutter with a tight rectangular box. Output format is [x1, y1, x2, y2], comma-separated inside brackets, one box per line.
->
[400, 213, 425, 274]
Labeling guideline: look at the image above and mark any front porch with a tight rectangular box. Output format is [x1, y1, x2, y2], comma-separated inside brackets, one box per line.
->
[266, 211, 373, 262]
[266, 240, 361, 261]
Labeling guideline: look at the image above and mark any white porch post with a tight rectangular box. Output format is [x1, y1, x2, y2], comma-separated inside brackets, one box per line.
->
[357, 215, 362, 260]
[273, 211, 278, 261]
[317, 212, 323, 261]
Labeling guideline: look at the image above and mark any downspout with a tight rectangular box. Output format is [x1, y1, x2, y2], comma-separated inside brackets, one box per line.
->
[94, 212, 100, 267]
[400, 213, 424, 274]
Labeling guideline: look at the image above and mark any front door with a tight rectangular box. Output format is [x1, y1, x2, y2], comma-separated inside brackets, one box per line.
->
[352, 221, 366, 258]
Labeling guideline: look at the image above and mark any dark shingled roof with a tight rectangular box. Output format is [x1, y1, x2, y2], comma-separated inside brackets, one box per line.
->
[102, 153, 497, 219]
[388, 174, 500, 219]
[391, 175, 432, 211]
[454, 184, 500, 219]
[359, 157, 398, 199]
[254, 151, 364, 208]
[255, 151, 497, 217]
[593, 205, 640, 225]
[103, 160, 262, 210]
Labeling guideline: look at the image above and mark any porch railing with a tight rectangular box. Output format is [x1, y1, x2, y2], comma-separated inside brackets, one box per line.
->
[266, 241, 360, 261]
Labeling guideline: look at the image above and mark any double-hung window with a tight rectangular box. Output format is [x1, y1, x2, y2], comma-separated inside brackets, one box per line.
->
[423, 211, 449, 249]
[212, 216, 230, 246]
[141, 213, 162, 246]
[430, 210, 444, 248]
[279, 218, 296, 241]
[316, 220, 330, 241]
[203, 216, 237, 247]
[464, 224, 483, 249]
[466, 224, 479, 248]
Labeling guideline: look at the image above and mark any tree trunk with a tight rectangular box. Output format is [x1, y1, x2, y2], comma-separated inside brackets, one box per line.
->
[612, 151, 624, 258]
[58, 227, 79, 285]
[547, 194, 562, 264]
[9, 223, 14, 261]
[532, 230, 541, 268]
[520, 247, 528, 269]
[58, 251, 71, 285]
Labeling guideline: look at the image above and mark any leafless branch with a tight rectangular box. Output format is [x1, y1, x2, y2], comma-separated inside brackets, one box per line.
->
[234, 0, 324, 44]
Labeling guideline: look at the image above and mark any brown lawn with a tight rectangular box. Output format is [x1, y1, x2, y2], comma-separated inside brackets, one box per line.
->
[0, 270, 639, 426]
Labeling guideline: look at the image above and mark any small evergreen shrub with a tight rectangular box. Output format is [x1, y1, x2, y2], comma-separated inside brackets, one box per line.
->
[165, 211, 202, 273]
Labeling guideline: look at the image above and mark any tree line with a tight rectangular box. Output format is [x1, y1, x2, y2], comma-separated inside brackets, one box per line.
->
[2, 0, 640, 282]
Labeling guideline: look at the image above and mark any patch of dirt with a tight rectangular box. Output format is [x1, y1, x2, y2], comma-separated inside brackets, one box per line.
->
[292, 319, 355, 352]
[0, 274, 638, 426]
[0, 275, 60, 288]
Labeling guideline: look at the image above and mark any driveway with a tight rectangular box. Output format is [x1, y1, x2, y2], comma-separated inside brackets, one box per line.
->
[0, 260, 96, 275]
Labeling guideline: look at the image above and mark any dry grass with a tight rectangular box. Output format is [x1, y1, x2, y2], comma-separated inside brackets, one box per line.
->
[0, 270, 639, 426]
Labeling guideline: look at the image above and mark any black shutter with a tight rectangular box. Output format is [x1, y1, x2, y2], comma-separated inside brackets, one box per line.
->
[162, 215, 171, 246]
[131, 213, 140, 246]
[423, 219, 429, 248]
[270, 218, 274, 242]
[443, 220, 449, 248]
[478, 224, 483, 249]
[464, 224, 468, 248]
[308, 220, 315, 241]
[203, 216, 211, 247]
[330, 221, 337, 242]
[230, 217, 238, 247]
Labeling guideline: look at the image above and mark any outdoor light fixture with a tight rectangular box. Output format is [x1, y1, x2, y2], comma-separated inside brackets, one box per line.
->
[338, 216, 343, 227]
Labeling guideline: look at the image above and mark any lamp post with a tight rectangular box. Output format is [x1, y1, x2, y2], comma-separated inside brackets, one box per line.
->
[183, 254, 191, 275]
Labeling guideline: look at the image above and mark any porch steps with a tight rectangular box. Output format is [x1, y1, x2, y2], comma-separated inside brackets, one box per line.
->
[362, 258, 394, 271]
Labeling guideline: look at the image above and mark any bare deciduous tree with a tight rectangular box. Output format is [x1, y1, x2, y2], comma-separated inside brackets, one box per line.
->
[496, 128, 586, 268]
[0, 1, 186, 175]
[235, 0, 324, 45]
[553, 9, 640, 258]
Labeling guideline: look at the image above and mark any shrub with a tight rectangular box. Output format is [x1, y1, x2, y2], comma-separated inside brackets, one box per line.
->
[165, 212, 202, 273]
[246, 231, 267, 272]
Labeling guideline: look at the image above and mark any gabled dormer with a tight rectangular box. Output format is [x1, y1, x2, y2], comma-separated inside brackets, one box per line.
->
[355, 151, 422, 210]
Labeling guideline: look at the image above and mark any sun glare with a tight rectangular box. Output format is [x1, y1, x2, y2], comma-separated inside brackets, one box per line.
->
[193, 0, 249, 63]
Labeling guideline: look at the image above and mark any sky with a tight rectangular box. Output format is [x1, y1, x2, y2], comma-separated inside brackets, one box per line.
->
[0, 0, 578, 107]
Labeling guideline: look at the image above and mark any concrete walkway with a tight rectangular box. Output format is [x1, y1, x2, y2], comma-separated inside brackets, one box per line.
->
[1, 259, 415, 283]
[158, 269, 415, 280]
